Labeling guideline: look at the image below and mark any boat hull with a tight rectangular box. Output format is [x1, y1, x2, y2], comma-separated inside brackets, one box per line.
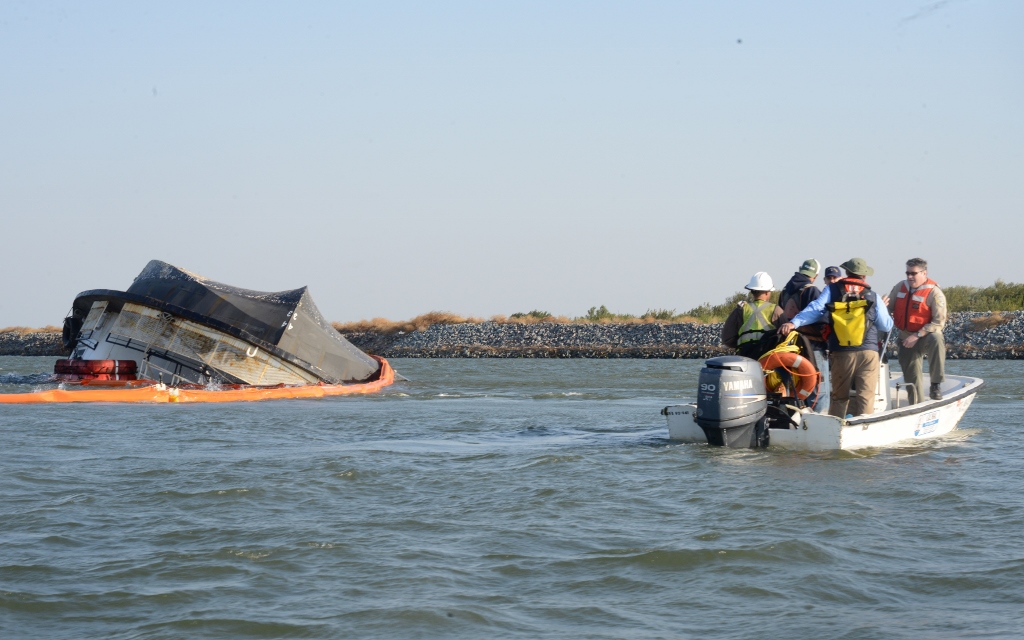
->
[665, 375, 983, 451]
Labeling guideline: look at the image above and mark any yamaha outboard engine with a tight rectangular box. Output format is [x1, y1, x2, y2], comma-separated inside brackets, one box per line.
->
[695, 355, 769, 448]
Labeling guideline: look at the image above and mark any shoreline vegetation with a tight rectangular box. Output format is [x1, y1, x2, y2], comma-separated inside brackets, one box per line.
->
[331, 280, 1024, 334]
[3, 282, 1024, 359]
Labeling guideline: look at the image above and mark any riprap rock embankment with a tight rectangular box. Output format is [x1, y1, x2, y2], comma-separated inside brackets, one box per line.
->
[4, 311, 1024, 358]
[0, 332, 64, 357]
[343, 322, 728, 359]
[343, 311, 1024, 359]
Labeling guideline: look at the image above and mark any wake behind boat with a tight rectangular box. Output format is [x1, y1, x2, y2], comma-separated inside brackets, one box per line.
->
[1, 260, 395, 404]
[663, 355, 983, 451]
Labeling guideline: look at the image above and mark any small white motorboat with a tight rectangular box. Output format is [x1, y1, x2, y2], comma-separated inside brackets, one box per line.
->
[662, 355, 984, 451]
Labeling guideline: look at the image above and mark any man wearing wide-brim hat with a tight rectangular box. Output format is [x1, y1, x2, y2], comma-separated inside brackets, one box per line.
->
[778, 258, 894, 417]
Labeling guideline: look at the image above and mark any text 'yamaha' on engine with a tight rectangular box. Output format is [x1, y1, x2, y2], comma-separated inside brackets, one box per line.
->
[694, 355, 769, 448]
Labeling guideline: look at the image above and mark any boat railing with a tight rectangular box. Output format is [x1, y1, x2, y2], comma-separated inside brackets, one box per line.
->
[892, 382, 917, 410]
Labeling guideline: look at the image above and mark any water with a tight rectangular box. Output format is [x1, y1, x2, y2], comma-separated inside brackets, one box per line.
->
[2, 356, 1023, 639]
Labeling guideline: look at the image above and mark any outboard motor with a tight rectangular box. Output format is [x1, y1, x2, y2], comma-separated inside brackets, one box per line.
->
[695, 355, 769, 448]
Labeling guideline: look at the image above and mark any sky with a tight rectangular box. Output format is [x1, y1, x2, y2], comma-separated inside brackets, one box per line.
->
[1, 0, 1021, 327]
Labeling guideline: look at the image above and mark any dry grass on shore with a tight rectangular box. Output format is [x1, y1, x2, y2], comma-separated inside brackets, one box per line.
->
[331, 310, 709, 334]
[0, 325, 62, 334]
[969, 312, 1012, 332]
[333, 312, 485, 335]
[332, 311, 593, 334]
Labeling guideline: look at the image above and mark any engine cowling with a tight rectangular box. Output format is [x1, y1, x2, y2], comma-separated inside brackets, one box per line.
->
[695, 355, 768, 447]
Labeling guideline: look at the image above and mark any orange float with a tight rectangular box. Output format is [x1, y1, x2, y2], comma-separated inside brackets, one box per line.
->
[0, 357, 394, 405]
[758, 350, 819, 401]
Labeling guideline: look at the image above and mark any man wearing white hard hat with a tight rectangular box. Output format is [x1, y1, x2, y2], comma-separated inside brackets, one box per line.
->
[722, 272, 784, 359]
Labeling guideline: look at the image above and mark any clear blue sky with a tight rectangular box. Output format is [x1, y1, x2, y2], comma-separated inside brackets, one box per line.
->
[2, 1, 1020, 327]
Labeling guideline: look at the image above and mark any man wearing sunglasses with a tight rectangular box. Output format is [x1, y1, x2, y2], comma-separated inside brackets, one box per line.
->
[886, 258, 947, 403]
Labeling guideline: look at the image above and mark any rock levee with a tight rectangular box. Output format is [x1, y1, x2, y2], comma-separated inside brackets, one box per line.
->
[3, 311, 1024, 359]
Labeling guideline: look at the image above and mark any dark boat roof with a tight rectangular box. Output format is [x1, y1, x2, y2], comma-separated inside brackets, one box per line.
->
[73, 260, 380, 383]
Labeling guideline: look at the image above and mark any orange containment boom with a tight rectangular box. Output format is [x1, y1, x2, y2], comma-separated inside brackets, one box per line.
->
[0, 357, 395, 405]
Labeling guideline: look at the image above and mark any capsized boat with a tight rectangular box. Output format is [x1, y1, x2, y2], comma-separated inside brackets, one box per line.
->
[662, 355, 983, 451]
[1, 260, 395, 403]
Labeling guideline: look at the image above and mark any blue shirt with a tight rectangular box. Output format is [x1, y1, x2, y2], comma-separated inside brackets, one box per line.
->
[790, 284, 893, 333]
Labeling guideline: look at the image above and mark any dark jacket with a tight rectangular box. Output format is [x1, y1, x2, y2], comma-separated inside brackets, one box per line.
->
[779, 273, 821, 321]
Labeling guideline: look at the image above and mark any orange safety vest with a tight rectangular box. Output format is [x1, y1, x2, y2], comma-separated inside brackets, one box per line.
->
[893, 279, 937, 333]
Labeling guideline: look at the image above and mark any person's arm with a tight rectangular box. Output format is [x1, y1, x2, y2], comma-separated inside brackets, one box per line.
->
[874, 297, 894, 333]
[721, 305, 742, 349]
[771, 305, 785, 326]
[778, 288, 830, 335]
[887, 283, 901, 317]
[920, 288, 947, 334]
[899, 287, 945, 348]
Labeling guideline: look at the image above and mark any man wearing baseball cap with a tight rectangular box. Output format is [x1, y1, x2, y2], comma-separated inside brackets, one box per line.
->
[779, 259, 822, 323]
[823, 266, 842, 285]
[778, 258, 893, 417]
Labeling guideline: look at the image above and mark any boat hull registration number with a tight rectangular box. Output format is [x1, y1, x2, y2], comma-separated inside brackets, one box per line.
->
[915, 410, 940, 437]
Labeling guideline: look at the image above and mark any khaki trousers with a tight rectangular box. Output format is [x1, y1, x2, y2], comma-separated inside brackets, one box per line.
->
[829, 350, 879, 418]
[897, 332, 945, 405]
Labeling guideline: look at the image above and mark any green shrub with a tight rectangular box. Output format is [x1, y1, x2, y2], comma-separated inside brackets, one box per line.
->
[333, 282, 1024, 334]
[641, 308, 677, 321]
[578, 305, 638, 323]
[679, 292, 746, 323]
[944, 280, 1024, 312]
[510, 310, 553, 320]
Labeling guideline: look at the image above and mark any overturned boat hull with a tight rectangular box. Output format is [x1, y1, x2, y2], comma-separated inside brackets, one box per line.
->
[60, 260, 382, 387]
[1, 260, 397, 403]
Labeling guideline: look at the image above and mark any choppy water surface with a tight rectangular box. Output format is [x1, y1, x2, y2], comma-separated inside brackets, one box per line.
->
[2, 357, 1023, 639]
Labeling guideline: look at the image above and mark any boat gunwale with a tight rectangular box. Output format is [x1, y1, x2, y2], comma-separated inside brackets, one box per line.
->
[842, 376, 985, 427]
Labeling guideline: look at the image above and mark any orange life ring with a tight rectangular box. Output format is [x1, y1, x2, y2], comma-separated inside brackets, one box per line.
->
[54, 359, 138, 375]
[758, 350, 818, 400]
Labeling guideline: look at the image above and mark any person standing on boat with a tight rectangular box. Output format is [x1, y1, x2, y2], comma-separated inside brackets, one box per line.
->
[779, 258, 829, 349]
[886, 258, 947, 403]
[779, 259, 822, 322]
[778, 259, 828, 407]
[777, 258, 894, 417]
[823, 265, 842, 286]
[722, 272, 784, 359]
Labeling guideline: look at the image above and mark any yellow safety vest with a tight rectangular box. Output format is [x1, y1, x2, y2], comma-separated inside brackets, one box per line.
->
[737, 300, 775, 346]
